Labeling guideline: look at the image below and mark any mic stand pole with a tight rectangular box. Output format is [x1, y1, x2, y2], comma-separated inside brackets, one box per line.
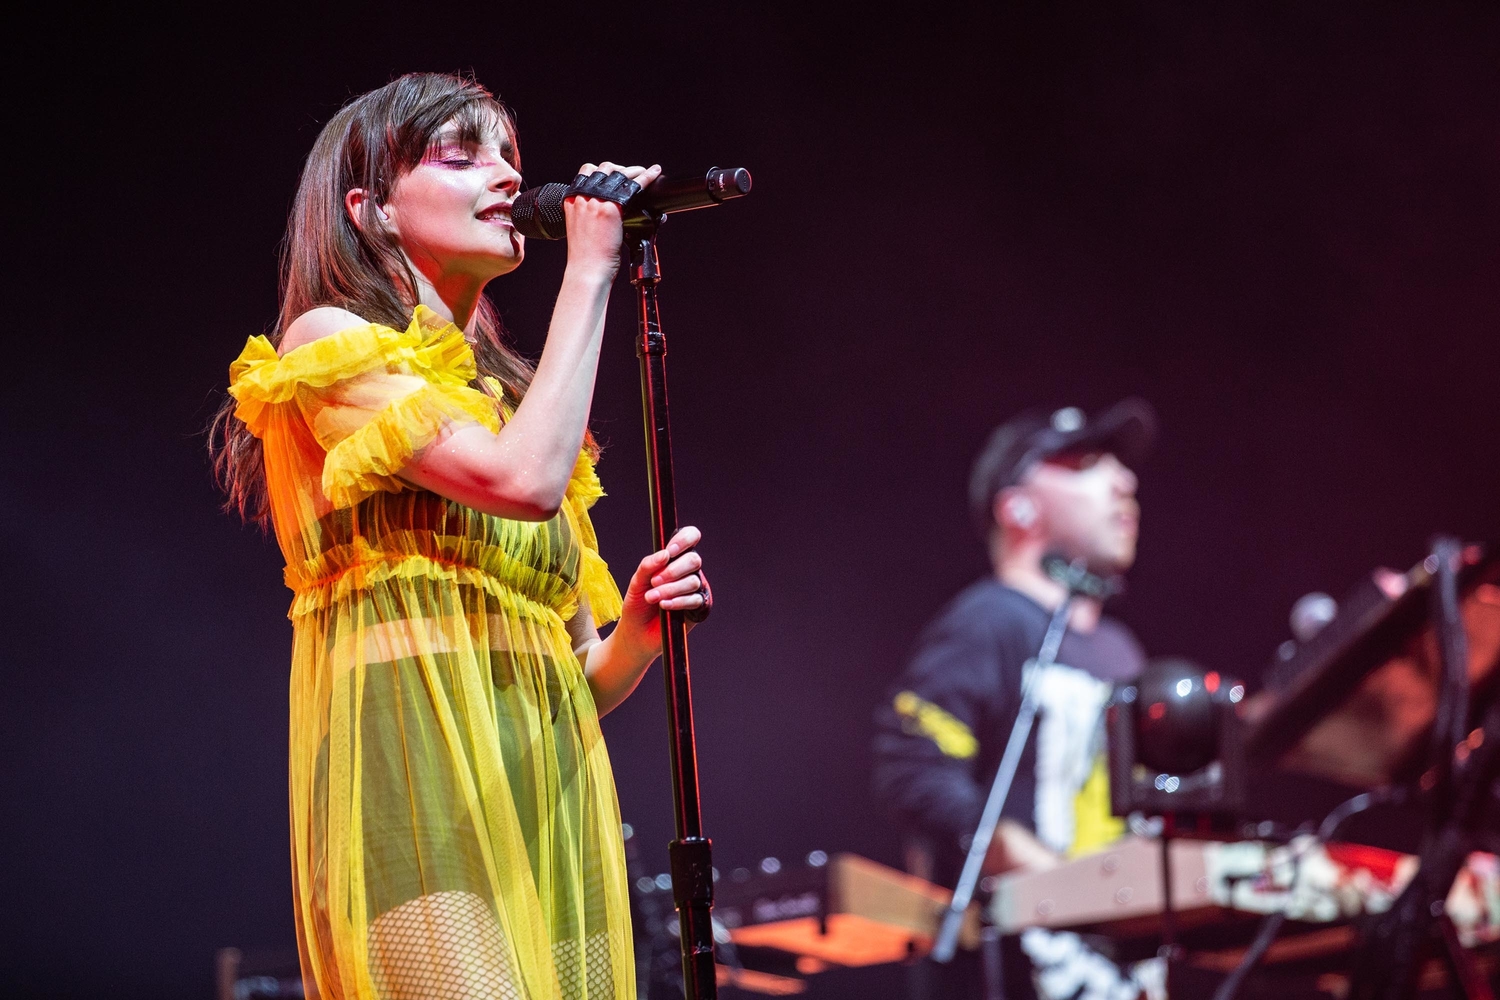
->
[931, 560, 1087, 995]
[628, 220, 718, 1000]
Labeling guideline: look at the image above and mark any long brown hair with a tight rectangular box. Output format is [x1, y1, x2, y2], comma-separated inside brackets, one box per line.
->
[210, 72, 582, 528]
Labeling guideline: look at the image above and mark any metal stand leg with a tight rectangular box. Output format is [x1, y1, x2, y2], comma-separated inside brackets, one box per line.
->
[1159, 829, 1182, 998]
[1159, 830, 1177, 959]
[630, 229, 717, 1000]
[1437, 914, 1495, 1000]
[980, 925, 1005, 1000]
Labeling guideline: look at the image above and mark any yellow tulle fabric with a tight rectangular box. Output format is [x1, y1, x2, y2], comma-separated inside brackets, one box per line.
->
[228, 306, 630, 1000]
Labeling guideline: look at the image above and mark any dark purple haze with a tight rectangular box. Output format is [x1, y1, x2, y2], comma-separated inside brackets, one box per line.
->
[3, 4, 1498, 997]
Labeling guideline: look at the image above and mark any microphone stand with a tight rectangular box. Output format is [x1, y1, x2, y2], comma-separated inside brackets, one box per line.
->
[1347, 537, 1498, 1000]
[931, 559, 1090, 996]
[628, 218, 718, 1000]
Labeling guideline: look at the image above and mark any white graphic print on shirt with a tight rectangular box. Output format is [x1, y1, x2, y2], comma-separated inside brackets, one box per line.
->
[1027, 659, 1114, 854]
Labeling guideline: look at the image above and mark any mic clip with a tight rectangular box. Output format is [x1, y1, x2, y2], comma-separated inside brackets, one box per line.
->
[1041, 553, 1124, 600]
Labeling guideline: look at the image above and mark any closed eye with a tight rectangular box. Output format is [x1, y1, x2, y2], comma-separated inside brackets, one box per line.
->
[424, 140, 475, 167]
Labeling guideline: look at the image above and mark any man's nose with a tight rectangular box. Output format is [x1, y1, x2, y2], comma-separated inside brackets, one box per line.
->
[1106, 455, 1137, 494]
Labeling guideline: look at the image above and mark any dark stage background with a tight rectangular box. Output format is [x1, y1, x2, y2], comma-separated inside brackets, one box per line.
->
[4, 3, 1499, 997]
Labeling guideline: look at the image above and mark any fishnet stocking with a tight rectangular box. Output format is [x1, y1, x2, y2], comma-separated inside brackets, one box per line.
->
[368, 891, 521, 1000]
[551, 932, 614, 998]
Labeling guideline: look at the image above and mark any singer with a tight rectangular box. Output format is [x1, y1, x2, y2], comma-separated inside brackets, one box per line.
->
[872, 401, 1156, 1000]
[209, 72, 710, 1000]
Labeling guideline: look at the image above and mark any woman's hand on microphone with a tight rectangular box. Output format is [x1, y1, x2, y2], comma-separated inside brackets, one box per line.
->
[563, 161, 662, 278]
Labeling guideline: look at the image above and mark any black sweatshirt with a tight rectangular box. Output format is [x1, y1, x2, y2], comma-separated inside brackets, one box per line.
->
[872, 579, 1144, 886]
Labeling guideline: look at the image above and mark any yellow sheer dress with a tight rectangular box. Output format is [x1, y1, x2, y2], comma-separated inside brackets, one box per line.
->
[228, 306, 633, 1000]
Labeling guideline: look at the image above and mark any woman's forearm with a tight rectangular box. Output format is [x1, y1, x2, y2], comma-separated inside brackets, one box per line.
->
[581, 628, 658, 717]
[578, 525, 707, 716]
[402, 266, 613, 518]
[489, 265, 613, 493]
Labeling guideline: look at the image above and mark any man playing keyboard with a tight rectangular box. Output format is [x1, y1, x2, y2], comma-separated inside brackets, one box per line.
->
[873, 400, 1161, 1000]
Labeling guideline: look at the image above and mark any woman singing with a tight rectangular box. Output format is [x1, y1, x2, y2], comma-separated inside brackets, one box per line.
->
[209, 72, 709, 999]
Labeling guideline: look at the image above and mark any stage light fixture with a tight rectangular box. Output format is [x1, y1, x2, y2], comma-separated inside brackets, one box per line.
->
[1107, 657, 1246, 826]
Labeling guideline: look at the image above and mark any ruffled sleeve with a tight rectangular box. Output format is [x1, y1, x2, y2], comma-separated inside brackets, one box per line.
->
[565, 450, 623, 625]
[227, 306, 501, 509]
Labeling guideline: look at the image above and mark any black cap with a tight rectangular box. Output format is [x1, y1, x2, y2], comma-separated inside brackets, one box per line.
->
[968, 398, 1157, 536]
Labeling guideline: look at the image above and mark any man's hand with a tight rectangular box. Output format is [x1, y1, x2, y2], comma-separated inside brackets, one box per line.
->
[982, 819, 1063, 876]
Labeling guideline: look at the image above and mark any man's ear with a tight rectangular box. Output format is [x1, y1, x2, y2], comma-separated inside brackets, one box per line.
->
[345, 188, 392, 234]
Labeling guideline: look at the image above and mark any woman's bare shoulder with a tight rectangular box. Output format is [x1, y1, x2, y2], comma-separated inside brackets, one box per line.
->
[278, 307, 372, 356]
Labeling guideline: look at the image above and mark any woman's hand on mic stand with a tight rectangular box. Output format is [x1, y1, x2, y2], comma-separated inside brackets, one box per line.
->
[563, 161, 663, 279]
[618, 523, 709, 640]
[577, 525, 709, 716]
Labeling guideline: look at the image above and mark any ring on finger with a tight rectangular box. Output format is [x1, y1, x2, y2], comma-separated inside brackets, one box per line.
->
[685, 571, 712, 624]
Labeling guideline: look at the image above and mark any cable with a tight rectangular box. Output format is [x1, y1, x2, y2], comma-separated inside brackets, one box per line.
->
[1320, 787, 1408, 843]
[1210, 911, 1287, 1000]
[1210, 786, 1407, 1000]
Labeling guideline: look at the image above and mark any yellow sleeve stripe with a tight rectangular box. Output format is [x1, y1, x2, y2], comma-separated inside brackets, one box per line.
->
[893, 691, 979, 760]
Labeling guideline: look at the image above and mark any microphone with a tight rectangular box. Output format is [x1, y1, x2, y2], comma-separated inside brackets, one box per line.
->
[511, 166, 753, 240]
[1041, 553, 1124, 600]
[1289, 591, 1338, 643]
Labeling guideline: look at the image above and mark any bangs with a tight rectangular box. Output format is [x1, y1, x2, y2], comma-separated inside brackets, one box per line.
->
[437, 100, 517, 167]
[358, 75, 520, 200]
[391, 92, 518, 175]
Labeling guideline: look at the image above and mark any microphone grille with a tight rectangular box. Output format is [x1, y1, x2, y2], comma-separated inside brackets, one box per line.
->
[511, 183, 569, 240]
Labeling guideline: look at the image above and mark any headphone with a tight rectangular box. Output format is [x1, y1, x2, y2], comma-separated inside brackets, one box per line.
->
[1008, 495, 1038, 528]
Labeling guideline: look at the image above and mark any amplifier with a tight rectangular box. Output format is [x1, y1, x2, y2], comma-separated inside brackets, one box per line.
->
[713, 852, 978, 967]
